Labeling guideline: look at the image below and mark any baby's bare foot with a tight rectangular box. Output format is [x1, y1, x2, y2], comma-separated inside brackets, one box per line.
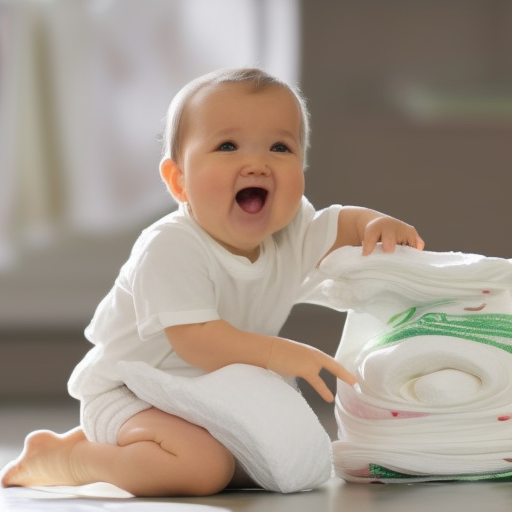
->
[1, 427, 86, 488]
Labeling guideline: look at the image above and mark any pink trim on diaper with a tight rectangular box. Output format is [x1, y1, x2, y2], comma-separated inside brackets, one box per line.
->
[338, 383, 427, 420]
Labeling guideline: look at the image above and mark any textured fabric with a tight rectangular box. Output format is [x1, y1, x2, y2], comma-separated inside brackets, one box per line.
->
[311, 245, 512, 483]
[118, 362, 333, 493]
[80, 386, 152, 445]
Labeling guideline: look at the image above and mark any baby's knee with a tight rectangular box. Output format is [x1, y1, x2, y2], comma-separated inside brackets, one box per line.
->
[191, 453, 235, 495]
[187, 437, 236, 495]
[117, 408, 236, 495]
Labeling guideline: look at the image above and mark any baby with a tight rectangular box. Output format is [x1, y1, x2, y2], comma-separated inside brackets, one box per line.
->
[1, 67, 424, 496]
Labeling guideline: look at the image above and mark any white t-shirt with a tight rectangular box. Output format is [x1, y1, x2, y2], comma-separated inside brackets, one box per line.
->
[68, 196, 342, 400]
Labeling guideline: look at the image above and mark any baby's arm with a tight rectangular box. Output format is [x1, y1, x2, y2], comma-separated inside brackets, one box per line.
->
[329, 206, 425, 256]
[164, 320, 356, 402]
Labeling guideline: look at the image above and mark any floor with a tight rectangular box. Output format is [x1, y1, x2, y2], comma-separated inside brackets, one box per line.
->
[2, 400, 512, 511]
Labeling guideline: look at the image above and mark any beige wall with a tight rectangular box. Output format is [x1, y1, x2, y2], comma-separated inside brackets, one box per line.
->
[300, 1, 512, 258]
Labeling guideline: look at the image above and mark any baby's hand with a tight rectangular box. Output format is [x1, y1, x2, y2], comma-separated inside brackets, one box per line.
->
[266, 338, 357, 402]
[362, 216, 425, 256]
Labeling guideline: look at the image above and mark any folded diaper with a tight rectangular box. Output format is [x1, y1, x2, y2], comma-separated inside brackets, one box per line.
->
[117, 362, 332, 493]
[309, 245, 512, 483]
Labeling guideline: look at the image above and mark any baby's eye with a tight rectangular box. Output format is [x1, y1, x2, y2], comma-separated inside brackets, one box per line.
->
[217, 141, 237, 151]
[270, 142, 290, 153]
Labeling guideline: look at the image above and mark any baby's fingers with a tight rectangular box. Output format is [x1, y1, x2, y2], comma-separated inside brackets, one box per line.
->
[382, 227, 424, 253]
[363, 220, 425, 255]
[305, 359, 356, 402]
[411, 234, 425, 251]
[361, 230, 381, 256]
[323, 357, 357, 387]
[305, 373, 335, 402]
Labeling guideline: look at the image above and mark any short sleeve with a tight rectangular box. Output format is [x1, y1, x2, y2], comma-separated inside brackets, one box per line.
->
[278, 197, 342, 278]
[131, 227, 220, 340]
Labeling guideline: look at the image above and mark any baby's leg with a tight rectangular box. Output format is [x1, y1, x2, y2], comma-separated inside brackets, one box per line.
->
[1, 408, 236, 497]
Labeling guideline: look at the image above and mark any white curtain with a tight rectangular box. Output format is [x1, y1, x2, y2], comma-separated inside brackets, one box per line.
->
[0, 2, 20, 268]
[0, 0, 300, 268]
[0, 2, 53, 266]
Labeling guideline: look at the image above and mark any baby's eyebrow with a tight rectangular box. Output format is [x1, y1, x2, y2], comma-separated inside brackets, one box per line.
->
[272, 129, 300, 142]
[211, 127, 242, 138]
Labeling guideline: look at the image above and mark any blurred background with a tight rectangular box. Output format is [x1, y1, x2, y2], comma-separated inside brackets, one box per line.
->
[1, 0, 511, 407]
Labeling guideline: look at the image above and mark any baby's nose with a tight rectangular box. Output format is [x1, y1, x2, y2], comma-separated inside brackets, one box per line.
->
[240, 158, 270, 176]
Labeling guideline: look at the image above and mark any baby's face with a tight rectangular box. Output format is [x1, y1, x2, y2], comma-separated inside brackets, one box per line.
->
[176, 82, 305, 261]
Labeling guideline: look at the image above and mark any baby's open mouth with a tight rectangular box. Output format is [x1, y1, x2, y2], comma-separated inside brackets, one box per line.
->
[235, 187, 268, 214]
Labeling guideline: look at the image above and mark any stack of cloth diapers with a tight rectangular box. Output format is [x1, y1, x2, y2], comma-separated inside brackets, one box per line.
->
[306, 245, 512, 483]
[118, 244, 512, 491]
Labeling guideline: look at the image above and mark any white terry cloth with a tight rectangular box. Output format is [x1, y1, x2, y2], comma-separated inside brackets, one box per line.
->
[117, 362, 333, 493]
[307, 245, 512, 483]
[80, 386, 152, 445]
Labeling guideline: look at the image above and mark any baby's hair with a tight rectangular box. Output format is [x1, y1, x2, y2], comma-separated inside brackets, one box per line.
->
[161, 67, 311, 167]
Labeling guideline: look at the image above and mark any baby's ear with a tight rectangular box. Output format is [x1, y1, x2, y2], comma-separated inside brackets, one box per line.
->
[160, 159, 188, 202]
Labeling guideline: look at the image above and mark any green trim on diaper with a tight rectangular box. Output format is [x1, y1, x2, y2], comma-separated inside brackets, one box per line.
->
[371, 313, 512, 353]
[388, 299, 457, 327]
[369, 463, 512, 482]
